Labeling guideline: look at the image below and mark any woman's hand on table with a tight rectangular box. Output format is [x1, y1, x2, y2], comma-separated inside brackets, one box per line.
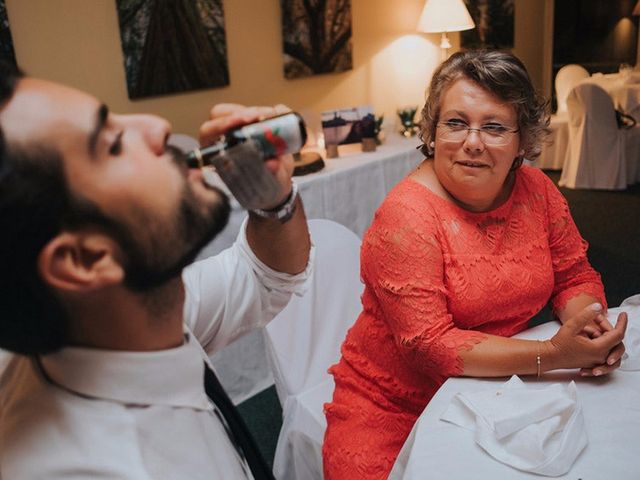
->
[545, 303, 627, 376]
[580, 312, 614, 338]
[579, 311, 627, 376]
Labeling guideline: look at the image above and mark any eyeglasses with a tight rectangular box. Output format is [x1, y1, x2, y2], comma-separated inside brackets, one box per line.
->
[436, 120, 519, 146]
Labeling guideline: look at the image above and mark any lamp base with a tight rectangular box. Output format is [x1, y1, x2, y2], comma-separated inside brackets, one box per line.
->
[439, 32, 451, 61]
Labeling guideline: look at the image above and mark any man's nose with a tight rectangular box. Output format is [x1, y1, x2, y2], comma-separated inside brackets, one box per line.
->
[128, 114, 172, 155]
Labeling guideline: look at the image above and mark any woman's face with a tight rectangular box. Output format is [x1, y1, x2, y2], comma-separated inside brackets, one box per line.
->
[433, 78, 522, 211]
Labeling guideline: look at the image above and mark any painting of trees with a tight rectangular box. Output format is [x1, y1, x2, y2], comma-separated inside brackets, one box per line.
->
[281, 0, 353, 79]
[461, 0, 514, 50]
[0, 0, 17, 67]
[116, 0, 229, 99]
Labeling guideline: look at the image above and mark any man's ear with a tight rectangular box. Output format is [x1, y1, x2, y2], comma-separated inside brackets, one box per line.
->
[38, 231, 124, 292]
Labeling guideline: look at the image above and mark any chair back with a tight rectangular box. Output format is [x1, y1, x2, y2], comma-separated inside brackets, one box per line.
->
[263, 219, 363, 405]
[567, 82, 618, 131]
[555, 64, 589, 114]
[0, 350, 12, 376]
[560, 82, 627, 189]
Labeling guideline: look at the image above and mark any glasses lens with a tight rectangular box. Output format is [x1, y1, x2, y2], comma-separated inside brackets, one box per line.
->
[438, 124, 466, 142]
[481, 131, 510, 146]
[438, 124, 513, 146]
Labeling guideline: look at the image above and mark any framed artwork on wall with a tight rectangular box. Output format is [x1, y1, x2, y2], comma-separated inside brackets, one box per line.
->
[321, 106, 374, 145]
[461, 0, 514, 50]
[280, 0, 353, 79]
[0, 0, 17, 67]
[116, 0, 229, 99]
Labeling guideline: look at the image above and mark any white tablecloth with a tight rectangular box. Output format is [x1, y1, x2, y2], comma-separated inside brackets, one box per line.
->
[390, 310, 640, 479]
[205, 135, 423, 404]
[581, 73, 640, 116]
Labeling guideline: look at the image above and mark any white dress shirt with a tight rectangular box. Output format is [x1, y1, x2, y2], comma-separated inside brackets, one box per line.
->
[0, 219, 313, 479]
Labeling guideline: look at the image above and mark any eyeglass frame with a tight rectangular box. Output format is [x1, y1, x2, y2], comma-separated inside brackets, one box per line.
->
[435, 120, 520, 147]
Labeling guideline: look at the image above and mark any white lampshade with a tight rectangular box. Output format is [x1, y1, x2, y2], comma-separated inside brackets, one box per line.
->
[633, 0, 640, 15]
[417, 0, 475, 34]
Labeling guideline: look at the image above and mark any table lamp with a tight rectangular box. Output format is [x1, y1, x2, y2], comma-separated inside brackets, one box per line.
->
[417, 0, 475, 61]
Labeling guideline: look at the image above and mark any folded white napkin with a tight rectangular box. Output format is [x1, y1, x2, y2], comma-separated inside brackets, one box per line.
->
[441, 376, 587, 477]
[609, 294, 640, 371]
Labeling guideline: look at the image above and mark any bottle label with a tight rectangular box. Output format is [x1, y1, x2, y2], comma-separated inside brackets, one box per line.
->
[237, 113, 304, 159]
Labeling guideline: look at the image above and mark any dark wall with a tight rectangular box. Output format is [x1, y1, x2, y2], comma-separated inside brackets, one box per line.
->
[551, 0, 638, 109]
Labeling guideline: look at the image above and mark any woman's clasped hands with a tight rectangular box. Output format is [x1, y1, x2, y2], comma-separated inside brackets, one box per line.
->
[545, 303, 628, 377]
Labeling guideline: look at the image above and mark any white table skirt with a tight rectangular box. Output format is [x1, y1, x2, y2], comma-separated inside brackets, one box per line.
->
[204, 135, 423, 404]
[390, 309, 640, 479]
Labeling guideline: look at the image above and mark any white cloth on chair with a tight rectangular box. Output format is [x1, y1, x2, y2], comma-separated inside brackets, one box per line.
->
[536, 65, 589, 171]
[263, 219, 363, 480]
[624, 124, 640, 186]
[535, 115, 570, 170]
[556, 65, 590, 115]
[559, 82, 628, 190]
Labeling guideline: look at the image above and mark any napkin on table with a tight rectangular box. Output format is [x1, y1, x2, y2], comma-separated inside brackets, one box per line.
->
[440, 375, 587, 477]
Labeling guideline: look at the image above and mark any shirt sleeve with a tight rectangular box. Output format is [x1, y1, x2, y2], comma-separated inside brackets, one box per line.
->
[542, 175, 607, 312]
[182, 216, 314, 356]
[361, 191, 484, 383]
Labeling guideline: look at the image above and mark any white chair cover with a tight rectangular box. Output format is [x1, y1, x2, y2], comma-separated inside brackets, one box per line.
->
[0, 350, 12, 375]
[624, 124, 640, 185]
[556, 64, 589, 115]
[535, 114, 570, 170]
[559, 82, 628, 189]
[535, 65, 589, 170]
[263, 219, 363, 480]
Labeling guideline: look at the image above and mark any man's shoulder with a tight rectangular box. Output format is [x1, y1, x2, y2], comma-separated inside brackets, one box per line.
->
[1, 357, 148, 478]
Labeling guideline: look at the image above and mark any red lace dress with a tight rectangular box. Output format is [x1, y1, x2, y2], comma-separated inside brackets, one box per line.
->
[322, 167, 605, 479]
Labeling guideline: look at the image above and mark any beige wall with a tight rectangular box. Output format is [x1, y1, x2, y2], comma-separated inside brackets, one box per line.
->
[513, 0, 547, 94]
[5, 0, 546, 138]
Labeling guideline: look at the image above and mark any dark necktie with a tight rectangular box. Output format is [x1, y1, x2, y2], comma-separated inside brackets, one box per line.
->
[203, 363, 275, 480]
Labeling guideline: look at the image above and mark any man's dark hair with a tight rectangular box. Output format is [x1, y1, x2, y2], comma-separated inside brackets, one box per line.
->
[0, 61, 72, 355]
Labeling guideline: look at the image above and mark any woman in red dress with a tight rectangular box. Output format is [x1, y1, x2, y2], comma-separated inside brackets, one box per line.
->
[322, 50, 628, 479]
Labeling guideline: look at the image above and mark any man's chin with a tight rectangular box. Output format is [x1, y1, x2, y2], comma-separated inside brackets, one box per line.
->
[123, 188, 231, 292]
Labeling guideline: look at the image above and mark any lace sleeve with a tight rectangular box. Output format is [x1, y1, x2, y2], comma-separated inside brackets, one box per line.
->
[544, 177, 606, 313]
[361, 193, 485, 382]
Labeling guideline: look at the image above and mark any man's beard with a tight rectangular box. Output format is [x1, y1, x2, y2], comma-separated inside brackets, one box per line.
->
[119, 147, 231, 291]
[120, 184, 231, 291]
[63, 146, 231, 292]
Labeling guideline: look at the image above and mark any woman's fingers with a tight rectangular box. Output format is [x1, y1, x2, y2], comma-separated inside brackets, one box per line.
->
[605, 340, 626, 366]
[594, 313, 614, 332]
[578, 312, 627, 376]
[580, 357, 622, 377]
[552, 306, 629, 371]
[581, 324, 601, 338]
[592, 312, 628, 350]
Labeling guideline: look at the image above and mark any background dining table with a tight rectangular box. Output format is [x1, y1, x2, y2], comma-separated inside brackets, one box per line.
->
[581, 71, 640, 116]
[389, 301, 640, 479]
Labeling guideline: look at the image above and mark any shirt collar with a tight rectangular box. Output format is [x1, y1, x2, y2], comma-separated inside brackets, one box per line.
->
[39, 333, 211, 410]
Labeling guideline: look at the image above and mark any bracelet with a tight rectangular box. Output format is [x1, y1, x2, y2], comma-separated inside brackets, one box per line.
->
[250, 181, 299, 223]
[536, 340, 542, 379]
